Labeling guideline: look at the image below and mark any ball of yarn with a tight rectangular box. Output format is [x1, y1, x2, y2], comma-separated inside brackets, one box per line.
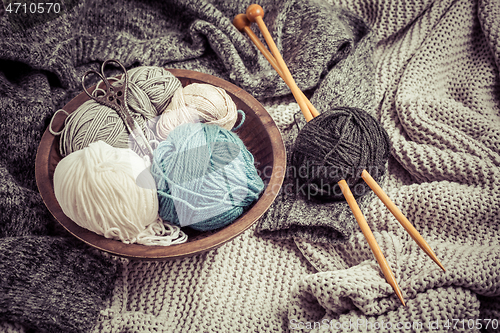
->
[126, 66, 182, 114]
[291, 107, 390, 201]
[151, 123, 264, 231]
[58, 66, 181, 157]
[53, 140, 187, 246]
[156, 83, 238, 140]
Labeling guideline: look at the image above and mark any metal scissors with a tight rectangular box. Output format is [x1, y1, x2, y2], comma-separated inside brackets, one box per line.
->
[82, 59, 154, 159]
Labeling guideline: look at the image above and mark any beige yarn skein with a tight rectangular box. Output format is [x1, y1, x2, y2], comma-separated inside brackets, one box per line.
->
[156, 83, 238, 140]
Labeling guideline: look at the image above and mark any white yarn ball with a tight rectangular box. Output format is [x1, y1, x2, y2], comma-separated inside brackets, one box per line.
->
[53, 140, 187, 246]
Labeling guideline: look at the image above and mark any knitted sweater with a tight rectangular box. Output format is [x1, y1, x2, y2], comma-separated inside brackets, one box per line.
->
[1, 0, 500, 332]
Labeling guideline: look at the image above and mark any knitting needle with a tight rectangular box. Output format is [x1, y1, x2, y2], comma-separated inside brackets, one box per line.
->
[245, 5, 314, 122]
[244, 3, 406, 305]
[338, 180, 405, 306]
[241, 4, 445, 275]
[339, 180, 405, 307]
[361, 170, 445, 271]
[233, 14, 319, 118]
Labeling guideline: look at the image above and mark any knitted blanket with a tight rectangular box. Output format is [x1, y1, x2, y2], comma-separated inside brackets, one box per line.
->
[1, 0, 499, 332]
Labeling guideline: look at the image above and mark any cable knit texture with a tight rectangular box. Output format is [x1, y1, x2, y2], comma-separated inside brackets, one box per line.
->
[1, 0, 500, 332]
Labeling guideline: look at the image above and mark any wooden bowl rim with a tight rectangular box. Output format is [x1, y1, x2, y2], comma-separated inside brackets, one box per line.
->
[35, 68, 286, 260]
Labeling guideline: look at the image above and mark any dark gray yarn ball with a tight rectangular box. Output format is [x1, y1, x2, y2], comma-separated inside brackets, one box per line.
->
[291, 107, 390, 201]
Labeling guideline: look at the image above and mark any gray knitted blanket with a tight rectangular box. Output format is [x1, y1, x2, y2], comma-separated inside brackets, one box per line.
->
[1, 0, 499, 332]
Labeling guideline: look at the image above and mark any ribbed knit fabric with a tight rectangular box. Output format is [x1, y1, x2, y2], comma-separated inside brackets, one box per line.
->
[287, 0, 500, 330]
[92, 230, 316, 332]
[1, 0, 500, 332]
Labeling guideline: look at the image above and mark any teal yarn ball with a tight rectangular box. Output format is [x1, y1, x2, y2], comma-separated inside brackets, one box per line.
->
[151, 122, 265, 231]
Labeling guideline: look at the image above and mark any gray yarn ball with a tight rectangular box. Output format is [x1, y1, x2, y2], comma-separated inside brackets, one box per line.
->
[59, 67, 182, 157]
[291, 107, 390, 201]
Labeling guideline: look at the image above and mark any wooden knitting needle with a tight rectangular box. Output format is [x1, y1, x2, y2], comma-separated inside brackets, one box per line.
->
[245, 5, 314, 122]
[338, 180, 405, 306]
[361, 170, 445, 271]
[233, 14, 319, 118]
[243, 3, 444, 273]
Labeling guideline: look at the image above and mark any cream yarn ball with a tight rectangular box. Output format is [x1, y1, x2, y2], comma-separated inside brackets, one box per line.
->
[53, 140, 187, 246]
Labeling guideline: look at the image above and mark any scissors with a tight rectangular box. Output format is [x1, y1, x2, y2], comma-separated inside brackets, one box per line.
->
[82, 59, 155, 159]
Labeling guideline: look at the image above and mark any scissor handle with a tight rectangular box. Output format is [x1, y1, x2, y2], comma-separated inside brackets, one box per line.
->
[100, 58, 129, 97]
[81, 59, 129, 111]
[81, 69, 108, 99]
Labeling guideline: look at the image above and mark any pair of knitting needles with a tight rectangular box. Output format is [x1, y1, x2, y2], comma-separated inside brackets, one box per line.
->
[234, 4, 445, 306]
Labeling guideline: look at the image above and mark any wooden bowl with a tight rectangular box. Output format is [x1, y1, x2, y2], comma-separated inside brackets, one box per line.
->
[35, 68, 286, 260]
